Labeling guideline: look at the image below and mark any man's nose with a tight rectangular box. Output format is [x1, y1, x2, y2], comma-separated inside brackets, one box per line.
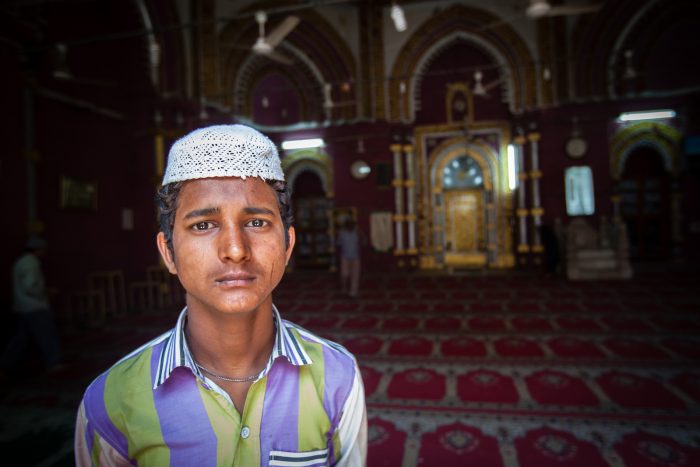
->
[219, 223, 250, 263]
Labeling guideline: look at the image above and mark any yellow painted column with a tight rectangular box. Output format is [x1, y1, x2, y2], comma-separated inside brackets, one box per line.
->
[391, 144, 405, 254]
[404, 144, 417, 255]
[514, 136, 529, 255]
[528, 132, 543, 254]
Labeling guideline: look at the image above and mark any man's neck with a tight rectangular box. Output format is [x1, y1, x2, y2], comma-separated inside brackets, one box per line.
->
[184, 300, 276, 379]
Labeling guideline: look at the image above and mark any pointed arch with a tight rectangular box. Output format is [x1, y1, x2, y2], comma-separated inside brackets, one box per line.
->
[219, 8, 357, 121]
[388, 4, 536, 121]
[610, 122, 681, 179]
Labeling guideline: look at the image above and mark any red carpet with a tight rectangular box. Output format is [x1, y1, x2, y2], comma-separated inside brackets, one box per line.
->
[273, 270, 700, 466]
[367, 418, 407, 467]
[615, 431, 700, 466]
[441, 337, 487, 357]
[596, 371, 686, 409]
[457, 369, 519, 404]
[494, 337, 545, 357]
[5, 269, 697, 467]
[419, 423, 503, 466]
[387, 368, 446, 400]
[515, 427, 608, 466]
[547, 337, 606, 358]
[525, 371, 599, 407]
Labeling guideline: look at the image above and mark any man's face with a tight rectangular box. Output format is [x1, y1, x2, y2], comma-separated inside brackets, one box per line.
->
[157, 177, 295, 317]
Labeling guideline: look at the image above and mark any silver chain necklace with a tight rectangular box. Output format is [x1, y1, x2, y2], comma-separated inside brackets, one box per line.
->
[195, 362, 260, 383]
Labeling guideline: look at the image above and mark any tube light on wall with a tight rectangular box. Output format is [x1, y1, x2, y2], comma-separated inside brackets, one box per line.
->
[281, 138, 324, 150]
[507, 144, 518, 191]
[618, 109, 676, 122]
[390, 2, 407, 32]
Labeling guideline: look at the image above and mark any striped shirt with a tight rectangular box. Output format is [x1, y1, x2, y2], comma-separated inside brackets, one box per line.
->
[75, 306, 367, 466]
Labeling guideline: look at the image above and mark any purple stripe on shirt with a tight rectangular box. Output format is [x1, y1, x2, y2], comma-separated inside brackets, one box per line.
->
[151, 351, 218, 467]
[321, 346, 356, 464]
[260, 360, 299, 466]
[83, 372, 131, 460]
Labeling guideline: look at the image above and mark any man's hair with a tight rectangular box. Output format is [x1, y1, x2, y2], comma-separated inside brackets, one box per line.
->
[156, 179, 294, 254]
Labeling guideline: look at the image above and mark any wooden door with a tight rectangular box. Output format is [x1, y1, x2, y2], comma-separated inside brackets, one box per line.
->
[619, 148, 670, 259]
[443, 190, 486, 266]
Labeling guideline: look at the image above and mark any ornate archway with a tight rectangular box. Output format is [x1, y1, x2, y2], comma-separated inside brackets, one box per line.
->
[282, 149, 334, 269]
[417, 128, 515, 269]
[610, 121, 681, 179]
[388, 4, 537, 121]
[610, 121, 681, 259]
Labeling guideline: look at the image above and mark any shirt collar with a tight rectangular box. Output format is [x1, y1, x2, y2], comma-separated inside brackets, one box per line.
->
[153, 304, 312, 389]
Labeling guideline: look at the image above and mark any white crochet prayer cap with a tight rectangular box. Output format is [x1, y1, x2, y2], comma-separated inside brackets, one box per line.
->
[162, 124, 284, 185]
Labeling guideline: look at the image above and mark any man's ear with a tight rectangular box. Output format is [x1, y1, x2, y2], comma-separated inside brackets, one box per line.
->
[285, 226, 296, 266]
[156, 232, 178, 275]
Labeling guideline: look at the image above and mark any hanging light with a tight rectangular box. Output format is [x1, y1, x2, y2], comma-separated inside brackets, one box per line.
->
[391, 2, 407, 32]
[542, 66, 551, 81]
[323, 83, 333, 109]
[472, 70, 486, 96]
[51, 43, 72, 80]
[526, 0, 552, 18]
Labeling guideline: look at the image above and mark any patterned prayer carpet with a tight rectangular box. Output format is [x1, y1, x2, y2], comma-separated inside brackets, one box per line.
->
[1, 266, 698, 466]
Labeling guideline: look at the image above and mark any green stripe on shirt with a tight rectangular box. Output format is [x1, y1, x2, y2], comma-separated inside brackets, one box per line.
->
[297, 338, 330, 452]
[104, 347, 169, 465]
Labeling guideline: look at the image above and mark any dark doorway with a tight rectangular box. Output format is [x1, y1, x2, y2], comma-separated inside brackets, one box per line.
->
[292, 171, 332, 269]
[618, 147, 670, 259]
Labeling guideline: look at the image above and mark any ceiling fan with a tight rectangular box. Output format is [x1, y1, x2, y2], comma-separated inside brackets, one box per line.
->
[525, 0, 602, 19]
[48, 43, 116, 87]
[246, 11, 299, 65]
[479, 0, 602, 32]
[472, 70, 503, 98]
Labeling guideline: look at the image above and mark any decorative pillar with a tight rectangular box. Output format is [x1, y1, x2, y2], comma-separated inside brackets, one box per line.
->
[391, 144, 405, 254]
[528, 132, 543, 254]
[404, 144, 417, 255]
[514, 136, 528, 256]
[155, 133, 165, 179]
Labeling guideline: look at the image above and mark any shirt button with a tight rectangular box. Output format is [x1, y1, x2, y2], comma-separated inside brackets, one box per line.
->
[241, 426, 250, 439]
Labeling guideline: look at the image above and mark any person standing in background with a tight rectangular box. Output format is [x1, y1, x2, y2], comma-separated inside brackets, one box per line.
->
[337, 218, 363, 297]
[1, 236, 63, 374]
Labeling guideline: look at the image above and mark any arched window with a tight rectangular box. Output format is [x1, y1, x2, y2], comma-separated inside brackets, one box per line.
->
[442, 156, 483, 190]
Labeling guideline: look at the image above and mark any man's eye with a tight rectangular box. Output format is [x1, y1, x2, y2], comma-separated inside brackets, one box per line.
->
[193, 222, 213, 231]
[248, 219, 267, 228]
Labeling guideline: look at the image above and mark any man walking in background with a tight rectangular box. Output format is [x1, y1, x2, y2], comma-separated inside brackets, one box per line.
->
[1, 236, 63, 374]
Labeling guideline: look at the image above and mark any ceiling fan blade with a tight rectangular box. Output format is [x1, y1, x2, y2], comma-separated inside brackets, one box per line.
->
[547, 4, 602, 17]
[265, 16, 300, 48]
[219, 42, 252, 50]
[484, 78, 503, 92]
[266, 50, 294, 66]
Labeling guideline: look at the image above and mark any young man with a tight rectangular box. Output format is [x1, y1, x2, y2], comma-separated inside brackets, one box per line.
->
[75, 125, 367, 466]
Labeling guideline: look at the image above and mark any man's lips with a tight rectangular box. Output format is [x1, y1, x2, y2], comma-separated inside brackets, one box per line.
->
[215, 272, 256, 287]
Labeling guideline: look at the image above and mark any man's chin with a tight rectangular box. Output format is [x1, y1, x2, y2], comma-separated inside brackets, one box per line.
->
[218, 294, 271, 315]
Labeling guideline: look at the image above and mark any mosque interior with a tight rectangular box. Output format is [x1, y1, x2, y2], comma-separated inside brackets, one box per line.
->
[1, 0, 700, 465]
